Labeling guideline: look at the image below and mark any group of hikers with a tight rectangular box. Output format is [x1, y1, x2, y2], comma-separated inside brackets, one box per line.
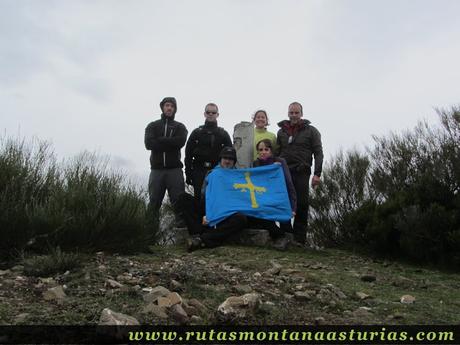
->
[144, 97, 323, 251]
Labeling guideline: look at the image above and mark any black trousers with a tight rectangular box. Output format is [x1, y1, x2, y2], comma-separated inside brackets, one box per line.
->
[177, 193, 247, 246]
[176, 193, 202, 235]
[247, 217, 286, 239]
[201, 213, 247, 248]
[191, 166, 212, 218]
[288, 170, 310, 242]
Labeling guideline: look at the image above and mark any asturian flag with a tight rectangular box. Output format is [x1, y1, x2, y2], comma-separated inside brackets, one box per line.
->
[205, 164, 292, 227]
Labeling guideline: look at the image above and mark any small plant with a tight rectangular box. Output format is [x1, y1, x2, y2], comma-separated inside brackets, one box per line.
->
[22, 247, 82, 277]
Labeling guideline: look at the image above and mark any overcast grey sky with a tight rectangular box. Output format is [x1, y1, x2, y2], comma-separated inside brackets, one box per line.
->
[2, 0, 459, 185]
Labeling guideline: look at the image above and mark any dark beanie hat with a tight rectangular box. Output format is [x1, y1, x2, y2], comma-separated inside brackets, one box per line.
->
[219, 146, 237, 162]
[160, 97, 177, 114]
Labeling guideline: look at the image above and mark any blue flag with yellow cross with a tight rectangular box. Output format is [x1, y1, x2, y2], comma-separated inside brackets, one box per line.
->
[205, 164, 292, 227]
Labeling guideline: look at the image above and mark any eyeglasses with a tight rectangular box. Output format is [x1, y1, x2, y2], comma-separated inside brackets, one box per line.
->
[206, 111, 217, 115]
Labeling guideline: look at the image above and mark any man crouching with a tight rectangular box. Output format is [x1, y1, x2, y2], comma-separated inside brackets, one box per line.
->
[186, 147, 247, 252]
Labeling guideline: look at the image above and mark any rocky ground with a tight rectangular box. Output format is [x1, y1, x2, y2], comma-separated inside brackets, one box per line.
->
[1, 244, 460, 325]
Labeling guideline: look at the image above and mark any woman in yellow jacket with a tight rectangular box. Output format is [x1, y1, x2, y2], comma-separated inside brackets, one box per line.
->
[252, 109, 278, 160]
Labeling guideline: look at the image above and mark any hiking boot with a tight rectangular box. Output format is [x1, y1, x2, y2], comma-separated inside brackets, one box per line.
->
[186, 236, 204, 252]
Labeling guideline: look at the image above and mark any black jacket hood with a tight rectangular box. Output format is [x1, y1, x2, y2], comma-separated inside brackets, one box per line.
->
[160, 97, 177, 120]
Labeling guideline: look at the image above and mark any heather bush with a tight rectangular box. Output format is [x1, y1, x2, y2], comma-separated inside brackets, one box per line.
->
[309, 106, 460, 266]
[0, 137, 155, 259]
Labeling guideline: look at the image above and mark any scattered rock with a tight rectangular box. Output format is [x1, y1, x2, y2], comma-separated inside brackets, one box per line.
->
[43, 286, 66, 304]
[361, 274, 376, 282]
[392, 276, 415, 288]
[11, 265, 24, 272]
[253, 272, 262, 278]
[233, 284, 252, 294]
[142, 304, 168, 318]
[400, 295, 416, 304]
[157, 296, 172, 308]
[290, 276, 306, 284]
[190, 315, 202, 323]
[326, 284, 347, 299]
[0, 270, 11, 276]
[187, 299, 207, 314]
[263, 261, 282, 276]
[355, 292, 371, 300]
[116, 273, 139, 285]
[14, 313, 30, 323]
[282, 268, 303, 275]
[2, 279, 14, 286]
[314, 316, 326, 325]
[15, 276, 27, 284]
[220, 263, 242, 274]
[170, 279, 182, 291]
[143, 286, 171, 303]
[217, 293, 261, 320]
[353, 306, 373, 317]
[105, 279, 123, 289]
[259, 301, 276, 314]
[39, 277, 56, 285]
[169, 304, 189, 324]
[182, 303, 198, 317]
[294, 291, 312, 301]
[99, 308, 140, 325]
[166, 292, 182, 306]
[388, 313, 405, 320]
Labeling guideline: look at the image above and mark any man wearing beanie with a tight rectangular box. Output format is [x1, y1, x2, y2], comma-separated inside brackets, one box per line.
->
[186, 146, 247, 251]
[144, 97, 188, 229]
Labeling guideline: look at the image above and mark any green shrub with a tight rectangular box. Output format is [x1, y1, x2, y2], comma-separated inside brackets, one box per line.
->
[309, 149, 372, 246]
[0, 137, 60, 256]
[309, 106, 460, 266]
[22, 247, 82, 277]
[0, 136, 155, 259]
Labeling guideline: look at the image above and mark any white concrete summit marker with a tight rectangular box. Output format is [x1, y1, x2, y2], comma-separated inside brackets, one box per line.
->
[233, 121, 254, 168]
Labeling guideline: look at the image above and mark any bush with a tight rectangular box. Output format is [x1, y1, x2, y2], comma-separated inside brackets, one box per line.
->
[0, 136, 155, 259]
[0, 137, 60, 256]
[309, 149, 372, 246]
[309, 106, 460, 266]
[22, 247, 82, 277]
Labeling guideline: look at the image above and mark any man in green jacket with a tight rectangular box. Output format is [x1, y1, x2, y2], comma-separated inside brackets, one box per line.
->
[277, 102, 323, 245]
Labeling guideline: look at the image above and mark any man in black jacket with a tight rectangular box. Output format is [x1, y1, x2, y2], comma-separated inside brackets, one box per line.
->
[144, 97, 188, 226]
[184, 103, 232, 217]
[277, 102, 323, 245]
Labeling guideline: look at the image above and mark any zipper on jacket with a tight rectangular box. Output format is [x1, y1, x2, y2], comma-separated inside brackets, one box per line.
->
[163, 119, 168, 167]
